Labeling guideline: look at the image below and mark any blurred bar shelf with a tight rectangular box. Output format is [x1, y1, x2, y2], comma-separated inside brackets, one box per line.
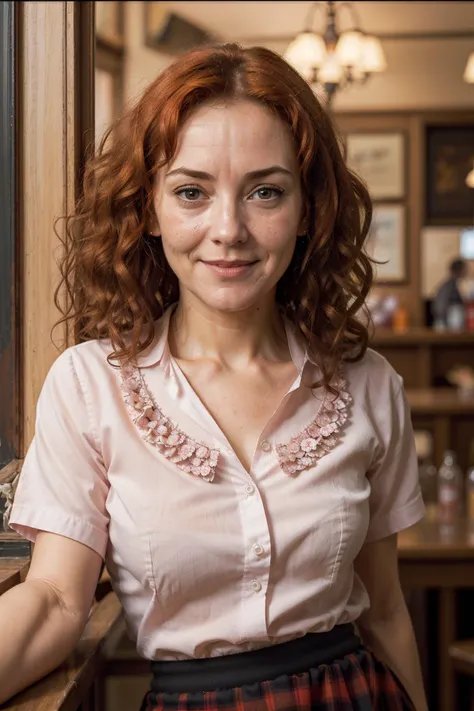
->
[370, 328, 474, 390]
[406, 388, 474, 414]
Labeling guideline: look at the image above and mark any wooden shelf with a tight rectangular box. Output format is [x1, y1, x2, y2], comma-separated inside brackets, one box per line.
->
[398, 517, 474, 560]
[0, 559, 29, 596]
[372, 328, 474, 346]
[406, 388, 474, 414]
[368, 328, 474, 390]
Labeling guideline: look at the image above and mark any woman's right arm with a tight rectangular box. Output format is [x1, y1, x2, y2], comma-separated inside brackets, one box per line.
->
[0, 530, 103, 705]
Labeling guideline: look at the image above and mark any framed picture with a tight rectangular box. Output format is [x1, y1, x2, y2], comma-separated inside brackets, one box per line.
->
[95, 1, 124, 48]
[367, 204, 407, 283]
[420, 227, 461, 298]
[345, 132, 405, 200]
[426, 125, 474, 225]
[144, 3, 215, 55]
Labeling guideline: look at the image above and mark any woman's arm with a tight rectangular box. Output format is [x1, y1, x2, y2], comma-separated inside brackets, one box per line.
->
[354, 534, 428, 711]
[0, 531, 103, 705]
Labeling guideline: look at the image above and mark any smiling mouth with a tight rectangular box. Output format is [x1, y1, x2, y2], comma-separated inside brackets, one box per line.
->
[203, 260, 258, 267]
[201, 260, 259, 278]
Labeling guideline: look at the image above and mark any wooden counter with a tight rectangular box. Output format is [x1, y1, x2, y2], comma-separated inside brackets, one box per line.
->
[0, 559, 29, 596]
[398, 517, 474, 711]
[0, 561, 123, 711]
[399, 517, 474, 561]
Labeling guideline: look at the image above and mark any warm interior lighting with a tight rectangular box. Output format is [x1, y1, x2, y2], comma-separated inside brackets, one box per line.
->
[284, 1, 387, 103]
[285, 31, 327, 82]
[466, 161, 474, 189]
[359, 35, 387, 73]
[464, 52, 474, 83]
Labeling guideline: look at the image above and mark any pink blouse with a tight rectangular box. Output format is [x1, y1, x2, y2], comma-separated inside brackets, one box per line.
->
[9, 306, 425, 661]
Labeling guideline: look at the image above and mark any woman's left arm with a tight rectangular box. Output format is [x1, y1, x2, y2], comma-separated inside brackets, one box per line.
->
[354, 533, 428, 711]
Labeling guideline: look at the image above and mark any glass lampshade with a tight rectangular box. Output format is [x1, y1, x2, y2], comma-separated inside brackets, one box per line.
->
[318, 51, 343, 84]
[284, 31, 327, 81]
[466, 162, 474, 188]
[360, 35, 387, 73]
[335, 30, 364, 68]
[463, 52, 474, 83]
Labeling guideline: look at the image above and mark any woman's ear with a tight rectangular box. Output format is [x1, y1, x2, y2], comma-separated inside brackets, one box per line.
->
[147, 211, 161, 237]
[297, 218, 308, 238]
[297, 207, 309, 238]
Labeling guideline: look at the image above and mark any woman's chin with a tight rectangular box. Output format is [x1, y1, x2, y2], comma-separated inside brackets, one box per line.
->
[196, 289, 269, 314]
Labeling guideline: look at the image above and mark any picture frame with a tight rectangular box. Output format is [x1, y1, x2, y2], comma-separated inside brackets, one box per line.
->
[95, 1, 124, 48]
[345, 132, 405, 200]
[420, 227, 461, 298]
[425, 124, 474, 225]
[367, 204, 407, 283]
[144, 3, 215, 55]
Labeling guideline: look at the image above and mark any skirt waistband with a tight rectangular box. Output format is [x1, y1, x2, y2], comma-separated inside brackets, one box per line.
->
[149, 624, 361, 694]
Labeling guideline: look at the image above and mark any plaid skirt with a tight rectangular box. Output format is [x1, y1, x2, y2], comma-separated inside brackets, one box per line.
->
[139, 626, 415, 711]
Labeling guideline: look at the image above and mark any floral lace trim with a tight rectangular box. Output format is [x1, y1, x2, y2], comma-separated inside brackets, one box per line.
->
[120, 365, 351, 482]
[120, 365, 220, 482]
[276, 373, 352, 476]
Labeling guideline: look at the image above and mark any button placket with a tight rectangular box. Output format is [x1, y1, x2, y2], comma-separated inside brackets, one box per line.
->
[238, 478, 271, 638]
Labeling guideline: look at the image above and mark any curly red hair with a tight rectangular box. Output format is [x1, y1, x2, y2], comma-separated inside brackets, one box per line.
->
[55, 42, 373, 389]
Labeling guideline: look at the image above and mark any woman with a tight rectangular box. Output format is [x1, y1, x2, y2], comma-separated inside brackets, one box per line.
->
[3, 43, 427, 710]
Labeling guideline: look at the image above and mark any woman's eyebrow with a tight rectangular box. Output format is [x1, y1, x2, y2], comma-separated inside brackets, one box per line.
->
[165, 165, 294, 181]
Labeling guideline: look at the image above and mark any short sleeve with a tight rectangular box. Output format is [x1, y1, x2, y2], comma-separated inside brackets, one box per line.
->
[8, 350, 110, 559]
[365, 376, 425, 543]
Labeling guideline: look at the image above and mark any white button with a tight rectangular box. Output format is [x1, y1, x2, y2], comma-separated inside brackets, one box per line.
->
[251, 580, 262, 592]
[244, 484, 255, 495]
[261, 440, 272, 452]
[253, 543, 264, 557]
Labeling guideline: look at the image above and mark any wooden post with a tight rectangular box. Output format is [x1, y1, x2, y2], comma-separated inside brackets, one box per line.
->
[18, 0, 94, 451]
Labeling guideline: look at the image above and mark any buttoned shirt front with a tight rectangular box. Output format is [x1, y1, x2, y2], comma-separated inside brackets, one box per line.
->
[9, 306, 425, 660]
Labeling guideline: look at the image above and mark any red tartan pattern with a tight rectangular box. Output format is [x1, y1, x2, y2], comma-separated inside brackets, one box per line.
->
[140, 648, 415, 711]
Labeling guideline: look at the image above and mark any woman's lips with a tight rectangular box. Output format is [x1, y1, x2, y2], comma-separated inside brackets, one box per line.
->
[202, 260, 258, 278]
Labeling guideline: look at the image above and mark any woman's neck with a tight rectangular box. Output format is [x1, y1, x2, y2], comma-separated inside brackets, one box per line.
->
[169, 298, 289, 369]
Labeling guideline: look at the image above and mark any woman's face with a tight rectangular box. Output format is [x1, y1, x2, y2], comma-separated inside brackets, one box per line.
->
[152, 99, 305, 314]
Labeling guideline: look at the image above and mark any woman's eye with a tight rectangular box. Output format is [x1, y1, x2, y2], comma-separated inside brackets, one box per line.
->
[250, 186, 283, 201]
[175, 187, 203, 202]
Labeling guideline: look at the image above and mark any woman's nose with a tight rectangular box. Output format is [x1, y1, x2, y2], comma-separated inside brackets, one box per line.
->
[210, 197, 248, 245]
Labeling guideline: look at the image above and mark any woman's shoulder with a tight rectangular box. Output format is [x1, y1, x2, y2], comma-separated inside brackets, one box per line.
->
[41, 337, 127, 405]
[45, 310, 170, 387]
[344, 347, 403, 406]
[50, 336, 116, 374]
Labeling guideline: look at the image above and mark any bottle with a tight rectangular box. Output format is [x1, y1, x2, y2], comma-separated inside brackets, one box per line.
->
[393, 304, 409, 333]
[437, 450, 463, 524]
[419, 458, 438, 522]
[446, 303, 465, 331]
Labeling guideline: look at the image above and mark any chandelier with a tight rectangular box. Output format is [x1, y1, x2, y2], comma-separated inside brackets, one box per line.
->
[284, 1, 387, 103]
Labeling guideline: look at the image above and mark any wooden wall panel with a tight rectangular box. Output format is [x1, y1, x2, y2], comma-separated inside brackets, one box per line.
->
[334, 109, 474, 329]
[19, 1, 94, 450]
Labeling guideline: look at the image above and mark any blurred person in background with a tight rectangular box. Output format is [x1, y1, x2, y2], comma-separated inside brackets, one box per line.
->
[432, 257, 467, 327]
[2, 43, 427, 711]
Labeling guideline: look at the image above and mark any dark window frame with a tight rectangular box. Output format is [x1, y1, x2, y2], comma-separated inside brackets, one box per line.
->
[0, 0, 19, 472]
